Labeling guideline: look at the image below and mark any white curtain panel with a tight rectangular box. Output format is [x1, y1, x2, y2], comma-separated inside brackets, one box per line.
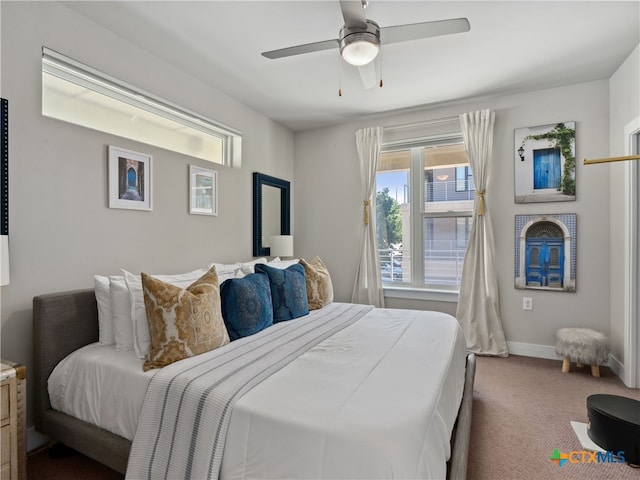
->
[456, 110, 508, 356]
[351, 127, 385, 308]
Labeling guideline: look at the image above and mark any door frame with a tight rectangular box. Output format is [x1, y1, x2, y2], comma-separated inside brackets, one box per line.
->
[623, 117, 639, 388]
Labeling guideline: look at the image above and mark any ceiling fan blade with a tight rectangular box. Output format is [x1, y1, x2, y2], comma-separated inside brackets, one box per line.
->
[381, 18, 470, 45]
[262, 39, 339, 60]
[339, 0, 367, 28]
[357, 62, 377, 89]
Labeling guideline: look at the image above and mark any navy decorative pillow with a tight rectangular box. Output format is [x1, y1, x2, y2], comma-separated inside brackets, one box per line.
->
[220, 273, 273, 341]
[255, 263, 309, 322]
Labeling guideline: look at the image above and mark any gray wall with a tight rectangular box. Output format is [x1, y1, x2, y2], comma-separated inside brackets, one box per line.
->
[295, 80, 613, 357]
[0, 1, 294, 428]
[609, 44, 640, 383]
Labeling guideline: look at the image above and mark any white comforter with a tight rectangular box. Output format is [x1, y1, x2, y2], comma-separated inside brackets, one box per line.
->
[48, 343, 155, 440]
[49, 304, 467, 479]
[221, 306, 467, 480]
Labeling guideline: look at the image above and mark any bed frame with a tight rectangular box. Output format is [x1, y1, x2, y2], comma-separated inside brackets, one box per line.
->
[33, 289, 476, 479]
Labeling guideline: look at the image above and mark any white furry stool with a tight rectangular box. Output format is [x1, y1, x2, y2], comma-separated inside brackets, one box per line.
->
[555, 328, 609, 377]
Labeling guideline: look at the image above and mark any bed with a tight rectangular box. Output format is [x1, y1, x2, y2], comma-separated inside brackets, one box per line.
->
[33, 288, 476, 479]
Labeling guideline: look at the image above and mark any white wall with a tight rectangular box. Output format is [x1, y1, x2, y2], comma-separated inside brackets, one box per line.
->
[0, 1, 294, 428]
[295, 80, 612, 356]
[609, 44, 640, 385]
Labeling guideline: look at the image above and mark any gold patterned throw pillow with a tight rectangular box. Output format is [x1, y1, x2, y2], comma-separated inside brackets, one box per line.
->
[141, 267, 229, 371]
[299, 257, 334, 310]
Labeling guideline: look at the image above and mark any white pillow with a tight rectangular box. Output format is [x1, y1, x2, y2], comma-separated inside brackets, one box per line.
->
[237, 258, 268, 277]
[266, 258, 300, 269]
[94, 275, 115, 345]
[110, 276, 134, 351]
[209, 263, 242, 283]
[123, 268, 207, 360]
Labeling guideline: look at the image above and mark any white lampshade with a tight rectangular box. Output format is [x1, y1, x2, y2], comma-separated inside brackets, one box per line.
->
[1, 235, 9, 286]
[270, 235, 294, 258]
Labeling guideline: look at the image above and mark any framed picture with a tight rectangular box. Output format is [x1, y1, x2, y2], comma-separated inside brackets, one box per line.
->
[189, 165, 217, 216]
[514, 122, 576, 203]
[514, 213, 576, 292]
[108, 146, 152, 211]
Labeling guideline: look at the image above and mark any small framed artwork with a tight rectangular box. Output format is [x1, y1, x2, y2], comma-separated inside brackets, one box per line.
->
[108, 146, 152, 211]
[514, 122, 576, 203]
[189, 165, 217, 216]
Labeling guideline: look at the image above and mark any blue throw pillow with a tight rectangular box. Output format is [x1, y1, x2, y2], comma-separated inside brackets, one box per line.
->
[255, 263, 309, 322]
[220, 273, 273, 341]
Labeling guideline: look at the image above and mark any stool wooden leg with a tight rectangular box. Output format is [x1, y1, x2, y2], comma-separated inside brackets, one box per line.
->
[562, 357, 571, 373]
[591, 365, 600, 378]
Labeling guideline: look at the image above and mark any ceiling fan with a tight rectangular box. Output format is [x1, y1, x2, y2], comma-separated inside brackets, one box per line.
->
[261, 0, 470, 89]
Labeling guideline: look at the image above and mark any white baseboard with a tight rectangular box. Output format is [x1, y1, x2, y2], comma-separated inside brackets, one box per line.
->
[507, 341, 563, 360]
[27, 427, 49, 453]
[507, 341, 622, 377]
[607, 353, 624, 379]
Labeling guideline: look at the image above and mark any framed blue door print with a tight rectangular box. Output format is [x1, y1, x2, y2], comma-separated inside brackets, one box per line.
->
[515, 122, 576, 203]
[515, 214, 576, 292]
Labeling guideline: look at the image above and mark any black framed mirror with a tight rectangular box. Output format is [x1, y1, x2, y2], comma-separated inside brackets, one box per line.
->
[253, 172, 290, 257]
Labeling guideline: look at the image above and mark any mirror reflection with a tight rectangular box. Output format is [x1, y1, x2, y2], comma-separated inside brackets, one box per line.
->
[253, 172, 290, 257]
[262, 185, 281, 248]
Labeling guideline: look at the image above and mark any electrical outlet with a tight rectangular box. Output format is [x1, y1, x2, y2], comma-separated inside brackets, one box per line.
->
[523, 297, 533, 311]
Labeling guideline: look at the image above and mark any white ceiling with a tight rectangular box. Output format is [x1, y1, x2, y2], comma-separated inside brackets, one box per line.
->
[64, 1, 639, 132]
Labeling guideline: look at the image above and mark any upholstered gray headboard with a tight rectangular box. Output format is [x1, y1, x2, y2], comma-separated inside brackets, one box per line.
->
[33, 288, 131, 474]
[32, 289, 98, 432]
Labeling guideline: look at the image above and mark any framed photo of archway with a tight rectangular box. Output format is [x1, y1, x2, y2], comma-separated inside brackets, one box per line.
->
[514, 122, 576, 203]
[108, 146, 152, 211]
[514, 213, 576, 292]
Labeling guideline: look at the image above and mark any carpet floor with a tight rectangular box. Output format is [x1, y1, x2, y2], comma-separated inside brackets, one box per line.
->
[27, 354, 639, 480]
[468, 354, 639, 480]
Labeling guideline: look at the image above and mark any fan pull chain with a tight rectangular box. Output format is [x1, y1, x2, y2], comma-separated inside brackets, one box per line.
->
[378, 51, 383, 88]
[338, 55, 343, 97]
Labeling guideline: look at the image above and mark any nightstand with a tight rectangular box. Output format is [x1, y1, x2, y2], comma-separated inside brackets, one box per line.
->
[0, 361, 26, 480]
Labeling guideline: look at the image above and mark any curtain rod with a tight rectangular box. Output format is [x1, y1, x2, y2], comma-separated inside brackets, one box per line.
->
[583, 154, 640, 165]
[384, 115, 459, 132]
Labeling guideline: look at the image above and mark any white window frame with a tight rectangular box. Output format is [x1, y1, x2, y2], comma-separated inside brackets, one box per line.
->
[42, 47, 242, 167]
[379, 134, 470, 301]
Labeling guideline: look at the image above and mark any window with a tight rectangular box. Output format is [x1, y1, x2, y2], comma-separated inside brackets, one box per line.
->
[376, 136, 472, 289]
[455, 166, 474, 192]
[42, 47, 242, 167]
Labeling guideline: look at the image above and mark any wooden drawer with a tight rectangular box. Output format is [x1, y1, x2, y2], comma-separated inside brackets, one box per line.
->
[0, 385, 8, 423]
[0, 362, 19, 480]
[0, 423, 9, 465]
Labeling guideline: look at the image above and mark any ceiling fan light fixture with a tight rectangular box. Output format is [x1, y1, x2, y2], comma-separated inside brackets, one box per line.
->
[341, 35, 379, 66]
[339, 20, 380, 66]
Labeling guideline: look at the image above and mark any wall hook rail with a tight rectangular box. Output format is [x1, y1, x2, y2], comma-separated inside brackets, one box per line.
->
[583, 154, 640, 165]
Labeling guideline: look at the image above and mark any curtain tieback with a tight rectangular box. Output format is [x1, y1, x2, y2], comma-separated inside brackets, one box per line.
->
[363, 200, 370, 225]
[476, 190, 486, 216]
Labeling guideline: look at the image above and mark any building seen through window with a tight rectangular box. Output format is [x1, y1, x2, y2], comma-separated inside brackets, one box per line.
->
[376, 140, 472, 289]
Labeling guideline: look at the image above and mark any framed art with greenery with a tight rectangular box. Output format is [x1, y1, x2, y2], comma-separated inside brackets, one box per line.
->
[514, 122, 576, 203]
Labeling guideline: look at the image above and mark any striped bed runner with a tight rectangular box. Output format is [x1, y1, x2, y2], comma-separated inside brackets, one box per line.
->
[126, 302, 374, 480]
